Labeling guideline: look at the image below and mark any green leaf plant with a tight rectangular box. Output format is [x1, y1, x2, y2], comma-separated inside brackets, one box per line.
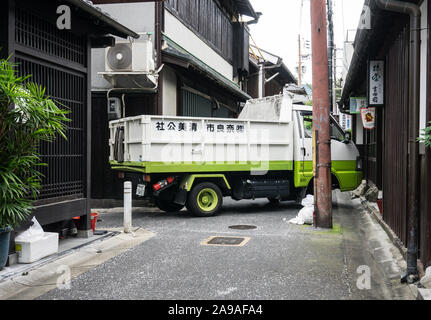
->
[0, 58, 69, 229]
[418, 121, 431, 149]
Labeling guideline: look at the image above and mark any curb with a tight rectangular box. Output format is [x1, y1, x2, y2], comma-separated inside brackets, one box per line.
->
[359, 196, 430, 301]
[360, 196, 407, 260]
[0, 227, 155, 300]
[0, 230, 118, 283]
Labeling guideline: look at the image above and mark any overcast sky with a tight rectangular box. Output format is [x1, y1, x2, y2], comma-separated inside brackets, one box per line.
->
[248, 0, 365, 84]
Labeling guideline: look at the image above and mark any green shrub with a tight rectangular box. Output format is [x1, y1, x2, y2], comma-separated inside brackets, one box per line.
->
[418, 121, 431, 149]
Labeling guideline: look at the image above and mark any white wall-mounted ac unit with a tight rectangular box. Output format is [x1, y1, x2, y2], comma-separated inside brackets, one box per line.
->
[105, 34, 154, 73]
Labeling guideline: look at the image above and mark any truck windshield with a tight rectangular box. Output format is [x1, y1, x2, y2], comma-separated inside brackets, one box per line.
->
[301, 113, 345, 141]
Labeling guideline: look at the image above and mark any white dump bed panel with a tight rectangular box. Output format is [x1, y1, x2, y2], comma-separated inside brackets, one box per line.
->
[109, 115, 293, 165]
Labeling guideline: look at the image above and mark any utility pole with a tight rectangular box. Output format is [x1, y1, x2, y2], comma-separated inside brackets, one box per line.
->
[258, 58, 265, 98]
[298, 35, 303, 87]
[311, 0, 332, 229]
[298, 0, 304, 87]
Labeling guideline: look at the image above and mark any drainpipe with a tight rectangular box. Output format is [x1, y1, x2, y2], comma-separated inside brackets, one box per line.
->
[375, 0, 421, 282]
[327, 0, 334, 114]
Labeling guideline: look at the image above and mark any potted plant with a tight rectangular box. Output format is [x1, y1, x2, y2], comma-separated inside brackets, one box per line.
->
[0, 58, 69, 269]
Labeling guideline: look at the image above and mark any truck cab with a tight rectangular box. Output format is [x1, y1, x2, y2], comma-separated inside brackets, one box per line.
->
[292, 105, 362, 194]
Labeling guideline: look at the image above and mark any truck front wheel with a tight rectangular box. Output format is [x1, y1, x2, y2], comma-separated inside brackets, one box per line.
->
[187, 182, 223, 217]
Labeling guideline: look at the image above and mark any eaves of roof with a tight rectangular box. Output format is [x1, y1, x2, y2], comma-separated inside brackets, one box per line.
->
[162, 34, 251, 101]
[339, 0, 420, 113]
[64, 0, 139, 39]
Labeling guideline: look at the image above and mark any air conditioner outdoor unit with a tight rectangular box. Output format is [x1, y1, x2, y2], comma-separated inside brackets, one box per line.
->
[105, 35, 154, 73]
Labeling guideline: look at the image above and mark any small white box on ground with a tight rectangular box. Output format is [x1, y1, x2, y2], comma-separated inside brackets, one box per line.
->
[15, 232, 59, 264]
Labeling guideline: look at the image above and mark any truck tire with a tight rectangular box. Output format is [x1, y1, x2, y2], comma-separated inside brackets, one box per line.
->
[155, 199, 184, 212]
[187, 182, 223, 217]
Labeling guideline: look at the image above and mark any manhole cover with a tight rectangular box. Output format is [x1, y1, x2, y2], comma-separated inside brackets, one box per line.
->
[201, 236, 250, 247]
[228, 225, 257, 230]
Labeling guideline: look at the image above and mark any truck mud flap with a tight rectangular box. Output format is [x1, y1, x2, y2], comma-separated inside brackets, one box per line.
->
[174, 189, 187, 205]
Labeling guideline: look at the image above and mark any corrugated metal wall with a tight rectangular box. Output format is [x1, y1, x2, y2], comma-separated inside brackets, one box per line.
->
[181, 89, 231, 118]
[383, 25, 410, 245]
[181, 90, 212, 117]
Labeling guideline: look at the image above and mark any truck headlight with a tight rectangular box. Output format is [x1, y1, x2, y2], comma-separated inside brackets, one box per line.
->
[356, 157, 363, 171]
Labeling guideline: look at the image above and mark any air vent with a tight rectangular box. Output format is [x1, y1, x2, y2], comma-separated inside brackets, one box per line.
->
[106, 43, 133, 71]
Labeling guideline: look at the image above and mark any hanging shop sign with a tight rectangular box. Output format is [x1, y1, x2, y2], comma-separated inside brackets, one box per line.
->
[350, 97, 366, 114]
[367, 60, 385, 106]
[360, 107, 376, 130]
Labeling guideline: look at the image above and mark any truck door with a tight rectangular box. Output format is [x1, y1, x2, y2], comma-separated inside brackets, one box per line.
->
[299, 111, 361, 191]
[300, 112, 313, 180]
[329, 115, 361, 191]
[293, 111, 313, 189]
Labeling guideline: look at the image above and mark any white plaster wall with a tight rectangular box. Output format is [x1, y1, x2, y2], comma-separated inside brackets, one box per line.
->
[94, 2, 155, 35]
[420, 0, 428, 130]
[164, 10, 233, 81]
[162, 66, 178, 116]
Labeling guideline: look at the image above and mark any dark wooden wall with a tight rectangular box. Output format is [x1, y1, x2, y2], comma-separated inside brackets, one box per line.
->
[420, 0, 431, 269]
[382, 25, 410, 245]
[91, 93, 156, 200]
[363, 107, 383, 189]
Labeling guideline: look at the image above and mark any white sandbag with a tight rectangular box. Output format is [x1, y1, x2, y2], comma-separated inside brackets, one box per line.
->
[301, 194, 314, 207]
[15, 217, 45, 242]
[288, 196, 314, 225]
[298, 206, 314, 225]
[288, 216, 305, 225]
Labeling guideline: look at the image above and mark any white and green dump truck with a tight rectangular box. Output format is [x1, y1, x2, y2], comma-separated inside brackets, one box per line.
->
[109, 93, 363, 217]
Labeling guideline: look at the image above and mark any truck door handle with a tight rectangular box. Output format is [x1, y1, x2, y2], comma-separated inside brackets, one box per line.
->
[300, 147, 306, 156]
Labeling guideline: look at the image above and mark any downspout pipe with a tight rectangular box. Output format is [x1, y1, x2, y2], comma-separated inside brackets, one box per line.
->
[375, 0, 421, 281]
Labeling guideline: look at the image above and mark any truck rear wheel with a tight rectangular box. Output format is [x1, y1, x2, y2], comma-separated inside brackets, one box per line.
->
[155, 199, 184, 212]
[187, 182, 223, 217]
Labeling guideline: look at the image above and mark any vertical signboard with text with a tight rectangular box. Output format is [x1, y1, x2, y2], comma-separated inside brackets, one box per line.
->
[367, 60, 385, 107]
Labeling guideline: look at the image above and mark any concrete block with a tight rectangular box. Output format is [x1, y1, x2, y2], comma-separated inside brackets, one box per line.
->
[6, 253, 18, 267]
[77, 229, 93, 239]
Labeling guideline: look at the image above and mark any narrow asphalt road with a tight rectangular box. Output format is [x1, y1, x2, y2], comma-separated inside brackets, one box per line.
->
[37, 191, 393, 300]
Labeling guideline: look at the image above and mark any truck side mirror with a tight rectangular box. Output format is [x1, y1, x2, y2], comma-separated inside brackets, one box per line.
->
[343, 132, 352, 144]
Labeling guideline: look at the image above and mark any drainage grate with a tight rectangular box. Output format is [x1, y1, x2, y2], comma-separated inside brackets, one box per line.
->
[201, 236, 250, 247]
[228, 225, 257, 230]
[208, 237, 245, 245]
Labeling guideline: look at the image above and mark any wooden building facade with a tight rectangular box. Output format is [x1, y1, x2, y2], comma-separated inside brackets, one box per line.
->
[339, 0, 431, 269]
[0, 0, 137, 254]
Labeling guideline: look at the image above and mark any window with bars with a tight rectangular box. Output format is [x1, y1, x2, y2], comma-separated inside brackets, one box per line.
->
[13, 7, 88, 202]
[16, 58, 86, 201]
[15, 7, 86, 65]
